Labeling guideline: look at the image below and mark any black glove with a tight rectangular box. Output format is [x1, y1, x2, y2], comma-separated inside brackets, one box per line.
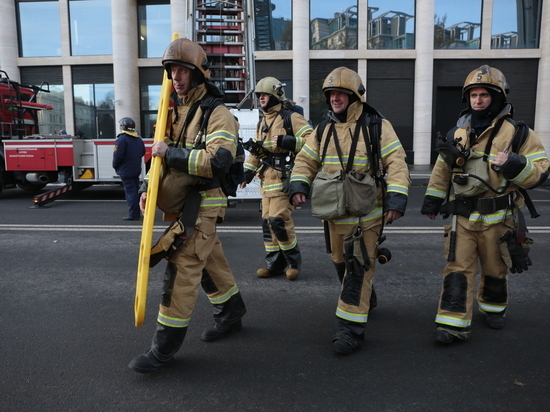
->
[244, 170, 255, 184]
[500, 230, 532, 274]
[276, 135, 297, 152]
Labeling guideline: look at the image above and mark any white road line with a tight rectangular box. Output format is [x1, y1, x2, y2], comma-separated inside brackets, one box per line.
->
[1, 224, 550, 234]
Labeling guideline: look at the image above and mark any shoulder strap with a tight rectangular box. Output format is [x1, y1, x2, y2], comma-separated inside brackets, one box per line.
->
[346, 111, 368, 173]
[279, 108, 294, 136]
[511, 121, 529, 153]
[193, 94, 225, 148]
[317, 118, 330, 143]
[199, 95, 224, 135]
[359, 105, 386, 242]
[483, 117, 507, 161]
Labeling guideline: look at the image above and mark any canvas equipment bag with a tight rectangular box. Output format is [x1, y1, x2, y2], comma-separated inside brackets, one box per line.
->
[452, 150, 490, 198]
[311, 110, 377, 220]
[157, 166, 198, 214]
[150, 186, 202, 267]
[311, 169, 347, 220]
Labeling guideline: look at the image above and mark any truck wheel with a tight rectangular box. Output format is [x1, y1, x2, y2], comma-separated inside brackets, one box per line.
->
[17, 182, 47, 191]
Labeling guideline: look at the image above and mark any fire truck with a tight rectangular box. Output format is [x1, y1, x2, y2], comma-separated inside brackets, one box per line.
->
[0, 0, 260, 205]
[0, 70, 154, 204]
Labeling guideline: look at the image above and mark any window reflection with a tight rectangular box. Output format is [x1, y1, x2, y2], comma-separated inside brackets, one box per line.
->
[138, 3, 171, 58]
[37, 85, 65, 135]
[434, 0, 481, 49]
[254, 0, 292, 50]
[367, 0, 415, 49]
[492, 0, 541, 49]
[140, 85, 161, 138]
[69, 0, 112, 56]
[310, 0, 358, 50]
[18, 1, 61, 57]
[73, 83, 115, 138]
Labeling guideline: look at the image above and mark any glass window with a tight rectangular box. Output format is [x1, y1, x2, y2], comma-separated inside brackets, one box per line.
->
[367, 0, 415, 49]
[254, 0, 292, 50]
[69, 0, 112, 56]
[37, 85, 65, 135]
[73, 83, 115, 138]
[492, 0, 541, 49]
[310, 0, 358, 50]
[17, 1, 61, 57]
[140, 84, 161, 138]
[434, 0, 481, 49]
[138, 3, 171, 58]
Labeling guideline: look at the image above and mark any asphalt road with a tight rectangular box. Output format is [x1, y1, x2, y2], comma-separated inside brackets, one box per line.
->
[1, 181, 549, 411]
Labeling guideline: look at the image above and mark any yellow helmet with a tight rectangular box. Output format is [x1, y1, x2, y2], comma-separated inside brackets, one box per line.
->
[322, 67, 365, 101]
[462, 65, 509, 101]
[254, 77, 286, 101]
[162, 38, 210, 80]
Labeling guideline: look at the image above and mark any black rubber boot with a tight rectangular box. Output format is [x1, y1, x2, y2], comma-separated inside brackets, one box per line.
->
[257, 251, 287, 277]
[282, 245, 302, 280]
[129, 322, 187, 373]
[332, 317, 365, 355]
[202, 292, 247, 342]
[369, 286, 377, 312]
[434, 325, 471, 344]
[485, 310, 506, 330]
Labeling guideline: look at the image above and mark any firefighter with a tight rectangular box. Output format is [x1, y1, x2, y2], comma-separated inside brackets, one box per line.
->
[288, 67, 410, 355]
[240, 77, 313, 280]
[421, 65, 549, 344]
[129, 38, 246, 373]
[112, 117, 145, 221]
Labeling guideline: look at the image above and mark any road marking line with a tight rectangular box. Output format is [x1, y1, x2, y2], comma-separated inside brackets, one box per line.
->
[1, 224, 550, 234]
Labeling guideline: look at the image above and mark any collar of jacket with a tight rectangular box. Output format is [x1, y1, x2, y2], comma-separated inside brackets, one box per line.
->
[174, 83, 208, 107]
[119, 131, 139, 138]
[261, 102, 282, 117]
[457, 102, 513, 129]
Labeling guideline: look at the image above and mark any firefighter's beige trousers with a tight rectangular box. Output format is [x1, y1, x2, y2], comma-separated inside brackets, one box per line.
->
[329, 221, 379, 318]
[437, 218, 511, 327]
[261, 194, 297, 252]
[159, 215, 237, 322]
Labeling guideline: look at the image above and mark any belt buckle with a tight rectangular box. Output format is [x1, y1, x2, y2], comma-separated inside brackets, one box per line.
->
[477, 197, 496, 215]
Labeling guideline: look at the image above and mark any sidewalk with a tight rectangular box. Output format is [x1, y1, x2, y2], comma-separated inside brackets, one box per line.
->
[408, 164, 432, 184]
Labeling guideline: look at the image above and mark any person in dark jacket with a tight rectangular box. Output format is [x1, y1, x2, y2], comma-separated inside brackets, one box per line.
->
[113, 117, 145, 220]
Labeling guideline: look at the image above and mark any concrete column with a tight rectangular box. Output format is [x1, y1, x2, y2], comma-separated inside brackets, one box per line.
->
[59, 0, 71, 57]
[171, 0, 190, 39]
[112, 0, 141, 134]
[412, 0, 435, 165]
[292, 0, 310, 119]
[358, 60, 367, 98]
[535, 0, 550, 150]
[480, 0, 493, 50]
[357, 0, 367, 98]
[62, 66, 75, 135]
[0, 0, 20, 82]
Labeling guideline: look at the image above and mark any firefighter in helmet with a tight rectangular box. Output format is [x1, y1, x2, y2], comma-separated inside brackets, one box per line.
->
[288, 67, 410, 355]
[421, 65, 549, 344]
[240, 77, 313, 280]
[129, 38, 247, 373]
[112, 117, 145, 221]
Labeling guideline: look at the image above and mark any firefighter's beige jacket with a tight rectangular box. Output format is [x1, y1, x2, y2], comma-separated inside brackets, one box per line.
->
[424, 103, 549, 231]
[290, 100, 410, 228]
[165, 83, 238, 221]
[244, 103, 313, 198]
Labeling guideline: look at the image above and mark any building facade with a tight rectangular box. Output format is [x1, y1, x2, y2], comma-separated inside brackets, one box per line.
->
[0, 0, 548, 165]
